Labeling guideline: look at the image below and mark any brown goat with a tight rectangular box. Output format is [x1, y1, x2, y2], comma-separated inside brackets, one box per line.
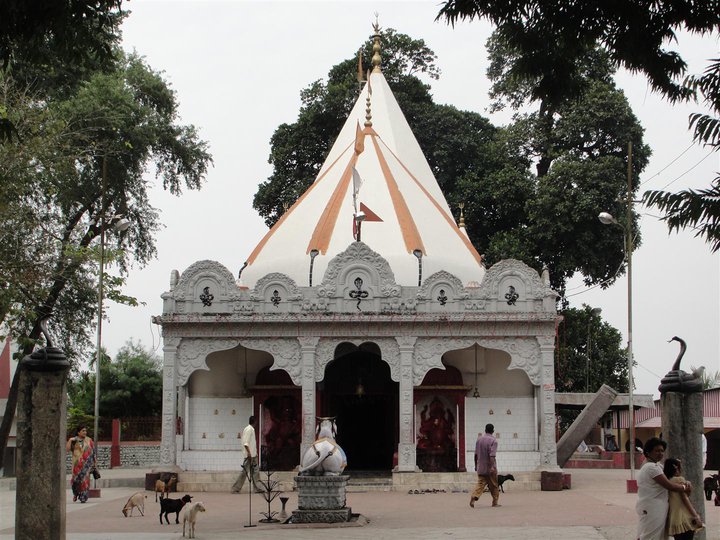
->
[154, 474, 178, 502]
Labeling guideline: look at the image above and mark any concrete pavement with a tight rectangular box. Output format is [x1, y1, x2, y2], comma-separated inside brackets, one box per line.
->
[1, 468, 718, 539]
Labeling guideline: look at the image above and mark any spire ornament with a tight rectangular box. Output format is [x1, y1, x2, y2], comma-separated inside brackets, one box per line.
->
[364, 69, 373, 127]
[458, 203, 466, 228]
[371, 15, 382, 73]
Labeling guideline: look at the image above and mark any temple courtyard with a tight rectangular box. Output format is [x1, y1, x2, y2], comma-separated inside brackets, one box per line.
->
[1, 468, 718, 539]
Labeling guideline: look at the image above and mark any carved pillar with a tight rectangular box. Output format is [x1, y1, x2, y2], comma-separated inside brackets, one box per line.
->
[298, 337, 319, 458]
[178, 385, 187, 451]
[160, 337, 180, 468]
[396, 336, 417, 472]
[536, 336, 560, 470]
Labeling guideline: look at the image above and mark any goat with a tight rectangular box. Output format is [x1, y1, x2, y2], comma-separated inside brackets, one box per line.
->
[154, 474, 178, 502]
[154, 479, 165, 502]
[122, 492, 147, 517]
[160, 494, 193, 525]
[182, 501, 206, 538]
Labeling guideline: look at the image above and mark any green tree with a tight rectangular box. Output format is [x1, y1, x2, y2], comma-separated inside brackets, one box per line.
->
[555, 306, 629, 432]
[437, 1, 719, 101]
[643, 59, 720, 252]
[0, 50, 212, 468]
[68, 341, 163, 420]
[437, 1, 720, 253]
[555, 307, 628, 394]
[460, 34, 650, 294]
[0, 0, 125, 92]
[0, 52, 211, 357]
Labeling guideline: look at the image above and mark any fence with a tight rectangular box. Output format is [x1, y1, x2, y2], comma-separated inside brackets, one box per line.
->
[69, 416, 161, 442]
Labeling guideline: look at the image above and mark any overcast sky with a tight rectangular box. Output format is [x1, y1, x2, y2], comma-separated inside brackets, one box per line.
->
[109, 1, 719, 399]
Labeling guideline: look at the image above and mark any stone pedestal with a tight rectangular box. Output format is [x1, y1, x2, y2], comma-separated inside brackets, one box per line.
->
[15, 362, 69, 539]
[292, 475, 351, 523]
[662, 391, 705, 540]
[540, 471, 563, 491]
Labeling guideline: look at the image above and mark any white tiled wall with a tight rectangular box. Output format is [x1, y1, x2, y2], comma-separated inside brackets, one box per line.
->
[179, 448, 244, 471]
[187, 397, 253, 450]
[465, 396, 539, 472]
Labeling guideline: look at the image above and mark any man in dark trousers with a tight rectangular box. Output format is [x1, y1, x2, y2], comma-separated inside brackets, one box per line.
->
[232, 415, 261, 493]
[470, 423, 501, 508]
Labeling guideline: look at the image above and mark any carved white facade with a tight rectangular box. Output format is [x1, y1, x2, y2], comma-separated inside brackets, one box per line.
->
[156, 249, 561, 473]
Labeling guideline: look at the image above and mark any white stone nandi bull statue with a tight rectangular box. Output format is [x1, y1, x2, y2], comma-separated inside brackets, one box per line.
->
[299, 417, 347, 476]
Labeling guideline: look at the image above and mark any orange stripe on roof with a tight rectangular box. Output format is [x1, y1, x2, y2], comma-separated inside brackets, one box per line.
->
[246, 142, 354, 265]
[307, 153, 358, 254]
[371, 135, 425, 255]
[378, 138, 483, 265]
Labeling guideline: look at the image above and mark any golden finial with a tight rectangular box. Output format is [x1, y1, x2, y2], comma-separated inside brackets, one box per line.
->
[458, 203, 466, 228]
[283, 201, 289, 213]
[364, 69, 373, 127]
[371, 14, 382, 73]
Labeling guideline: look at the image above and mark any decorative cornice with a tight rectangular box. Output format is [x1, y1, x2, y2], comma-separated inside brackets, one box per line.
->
[416, 270, 466, 301]
[317, 242, 398, 298]
[475, 259, 556, 302]
[170, 260, 240, 301]
[250, 272, 303, 302]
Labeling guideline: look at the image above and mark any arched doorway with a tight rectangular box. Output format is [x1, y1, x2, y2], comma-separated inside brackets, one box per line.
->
[320, 344, 398, 471]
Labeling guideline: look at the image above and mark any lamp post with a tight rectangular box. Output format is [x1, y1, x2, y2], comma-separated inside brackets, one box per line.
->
[586, 307, 602, 393]
[93, 157, 130, 456]
[599, 142, 636, 490]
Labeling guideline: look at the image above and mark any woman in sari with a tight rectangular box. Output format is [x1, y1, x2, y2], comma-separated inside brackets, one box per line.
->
[636, 437, 692, 540]
[66, 426, 95, 503]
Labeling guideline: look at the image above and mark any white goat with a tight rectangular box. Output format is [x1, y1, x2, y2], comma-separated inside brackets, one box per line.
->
[182, 501, 206, 538]
[122, 491, 147, 517]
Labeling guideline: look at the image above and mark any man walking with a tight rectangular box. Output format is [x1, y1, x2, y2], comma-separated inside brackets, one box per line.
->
[470, 423, 501, 508]
[232, 415, 261, 493]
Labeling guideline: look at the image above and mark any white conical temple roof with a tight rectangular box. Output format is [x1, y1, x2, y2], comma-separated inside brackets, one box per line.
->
[242, 68, 484, 289]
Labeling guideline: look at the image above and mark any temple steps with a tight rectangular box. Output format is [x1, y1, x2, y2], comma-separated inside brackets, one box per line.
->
[173, 470, 542, 493]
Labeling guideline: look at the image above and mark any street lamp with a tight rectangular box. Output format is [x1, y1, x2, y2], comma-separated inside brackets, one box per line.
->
[598, 143, 637, 491]
[93, 157, 130, 455]
[586, 307, 602, 393]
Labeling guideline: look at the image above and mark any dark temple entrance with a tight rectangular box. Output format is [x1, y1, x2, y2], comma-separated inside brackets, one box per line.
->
[321, 345, 398, 471]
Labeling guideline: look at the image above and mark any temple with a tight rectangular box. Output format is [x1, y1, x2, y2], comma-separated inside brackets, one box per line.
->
[155, 25, 561, 479]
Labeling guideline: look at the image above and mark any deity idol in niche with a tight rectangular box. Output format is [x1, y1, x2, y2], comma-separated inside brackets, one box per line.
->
[417, 396, 455, 452]
[262, 395, 301, 470]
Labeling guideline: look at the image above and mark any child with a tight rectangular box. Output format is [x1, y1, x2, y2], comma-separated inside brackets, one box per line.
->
[663, 458, 704, 539]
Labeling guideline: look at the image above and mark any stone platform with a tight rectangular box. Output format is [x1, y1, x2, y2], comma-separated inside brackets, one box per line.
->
[292, 475, 351, 523]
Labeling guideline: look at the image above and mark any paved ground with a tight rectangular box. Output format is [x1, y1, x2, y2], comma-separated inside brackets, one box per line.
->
[1, 468, 718, 539]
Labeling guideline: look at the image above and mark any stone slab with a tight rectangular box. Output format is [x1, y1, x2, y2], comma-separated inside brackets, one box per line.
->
[291, 507, 352, 523]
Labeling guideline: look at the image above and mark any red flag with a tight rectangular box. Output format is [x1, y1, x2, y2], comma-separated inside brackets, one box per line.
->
[360, 202, 383, 222]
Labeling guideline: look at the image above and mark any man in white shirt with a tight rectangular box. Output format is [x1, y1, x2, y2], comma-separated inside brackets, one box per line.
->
[232, 415, 261, 493]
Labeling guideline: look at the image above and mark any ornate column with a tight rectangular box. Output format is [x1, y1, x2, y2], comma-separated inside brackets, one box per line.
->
[536, 335, 560, 470]
[298, 337, 319, 458]
[177, 385, 187, 451]
[396, 336, 417, 472]
[160, 336, 181, 469]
